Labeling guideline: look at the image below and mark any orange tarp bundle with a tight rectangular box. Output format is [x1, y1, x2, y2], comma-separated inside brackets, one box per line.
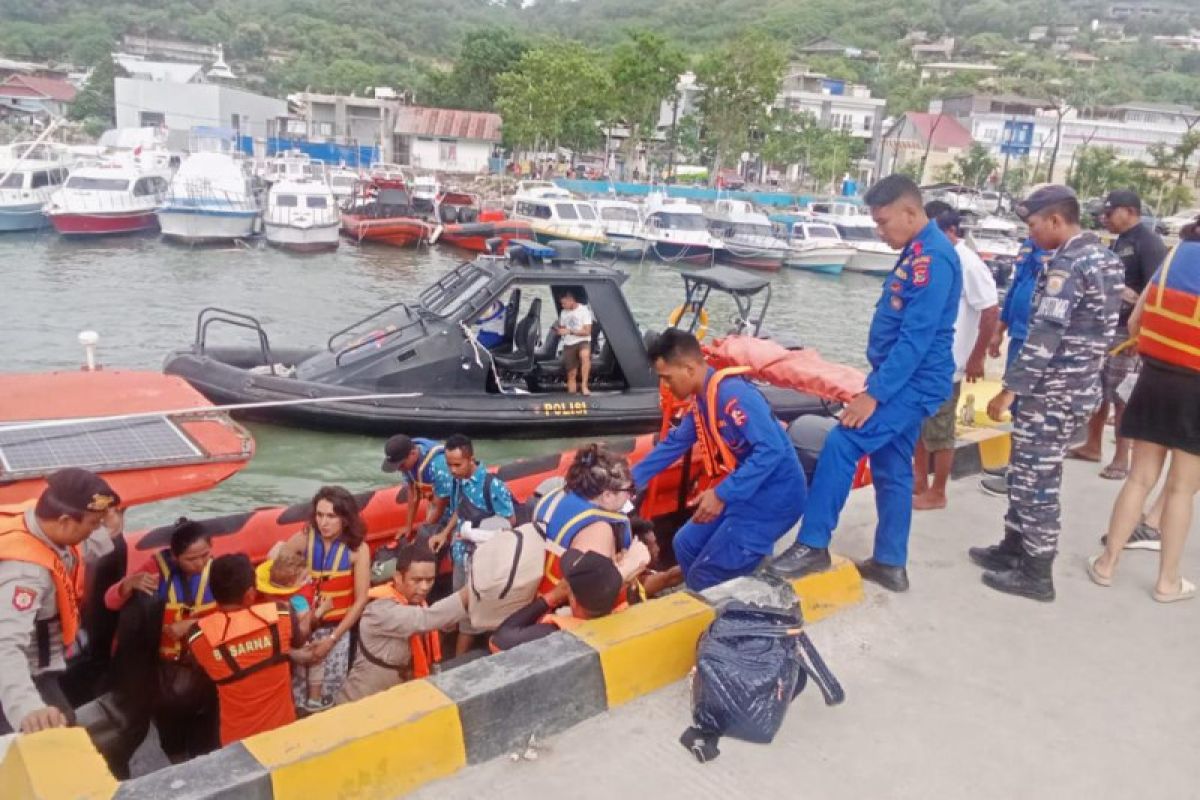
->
[704, 336, 866, 403]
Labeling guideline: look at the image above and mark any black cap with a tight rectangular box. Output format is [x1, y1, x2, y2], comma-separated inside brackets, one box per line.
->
[1103, 189, 1141, 214]
[43, 468, 120, 514]
[1015, 185, 1077, 221]
[561, 549, 623, 617]
[381, 434, 415, 473]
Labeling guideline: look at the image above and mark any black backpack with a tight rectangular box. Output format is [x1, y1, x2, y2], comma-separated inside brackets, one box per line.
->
[682, 601, 845, 762]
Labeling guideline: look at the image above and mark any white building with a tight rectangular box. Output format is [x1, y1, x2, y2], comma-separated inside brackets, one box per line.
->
[392, 106, 501, 173]
[114, 74, 287, 149]
[919, 62, 1002, 84]
[774, 65, 887, 150]
[289, 91, 397, 160]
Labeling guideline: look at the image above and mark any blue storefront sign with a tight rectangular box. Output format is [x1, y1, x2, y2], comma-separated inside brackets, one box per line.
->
[1000, 120, 1034, 156]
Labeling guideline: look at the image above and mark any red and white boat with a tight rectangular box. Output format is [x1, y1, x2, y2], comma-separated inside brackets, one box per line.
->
[44, 157, 172, 236]
[340, 173, 434, 247]
[433, 191, 533, 253]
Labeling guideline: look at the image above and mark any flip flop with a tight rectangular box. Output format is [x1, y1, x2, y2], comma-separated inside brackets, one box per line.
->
[1086, 554, 1112, 587]
[1153, 578, 1196, 604]
[1099, 465, 1129, 480]
[1066, 449, 1102, 463]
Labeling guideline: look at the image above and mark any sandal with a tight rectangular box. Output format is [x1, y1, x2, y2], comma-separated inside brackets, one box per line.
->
[1099, 464, 1129, 480]
[1086, 554, 1112, 587]
[1153, 578, 1196, 604]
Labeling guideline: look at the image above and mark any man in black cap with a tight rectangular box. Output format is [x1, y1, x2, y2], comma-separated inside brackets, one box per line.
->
[972, 185, 1123, 601]
[1068, 189, 1169, 485]
[381, 433, 454, 540]
[0, 468, 123, 733]
[488, 549, 624, 651]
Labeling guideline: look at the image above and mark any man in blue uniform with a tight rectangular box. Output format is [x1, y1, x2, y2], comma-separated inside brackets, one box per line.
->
[381, 434, 455, 538]
[770, 175, 961, 591]
[631, 329, 806, 591]
[980, 238, 1052, 494]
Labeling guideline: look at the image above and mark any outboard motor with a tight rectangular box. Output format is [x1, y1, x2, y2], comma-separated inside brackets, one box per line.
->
[788, 414, 838, 484]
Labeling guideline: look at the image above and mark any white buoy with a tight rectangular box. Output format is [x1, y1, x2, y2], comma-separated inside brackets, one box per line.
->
[78, 330, 100, 371]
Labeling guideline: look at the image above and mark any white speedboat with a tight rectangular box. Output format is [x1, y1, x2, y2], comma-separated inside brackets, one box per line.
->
[769, 214, 854, 274]
[966, 216, 1022, 263]
[158, 151, 258, 243]
[706, 198, 786, 272]
[592, 198, 647, 259]
[263, 179, 339, 252]
[327, 167, 360, 205]
[45, 156, 172, 236]
[638, 190, 724, 265]
[0, 142, 71, 232]
[511, 184, 608, 258]
[410, 173, 441, 216]
[807, 201, 898, 276]
[262, 150, 324, 185]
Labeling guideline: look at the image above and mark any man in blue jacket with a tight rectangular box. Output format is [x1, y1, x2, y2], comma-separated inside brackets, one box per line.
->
[631, 329, 806, 591]
[771, 174, 961, 591]
[980, 238, 1051, 495]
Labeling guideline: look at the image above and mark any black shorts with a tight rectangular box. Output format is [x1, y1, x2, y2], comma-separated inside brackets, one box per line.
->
[1120, 358, 1200, 456]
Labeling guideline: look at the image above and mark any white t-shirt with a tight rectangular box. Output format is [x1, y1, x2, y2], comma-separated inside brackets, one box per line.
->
[558, 304, 593, 346]
[952, 240, 999, 380]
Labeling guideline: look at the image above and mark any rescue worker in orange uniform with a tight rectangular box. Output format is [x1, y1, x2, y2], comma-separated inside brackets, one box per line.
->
[489, 549, 626, 652]
[631, 329, 807, 590]
[0, 468, 122, 734]
[188, 553, 306, 746]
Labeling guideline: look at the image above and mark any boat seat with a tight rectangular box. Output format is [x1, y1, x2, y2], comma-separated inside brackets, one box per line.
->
[788, 414, 837, 484]
[493, 297, 541, 373]
[501, 289, 521, 346]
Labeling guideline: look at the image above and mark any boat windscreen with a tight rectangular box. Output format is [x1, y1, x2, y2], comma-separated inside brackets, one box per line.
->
[306, 195, 329, 208]
[836, 225, 881, 242]
[806, 225, 840, 239]
[556, 203, 579, 220]
[65, 176, 129, 192]
[660, 212, 707, 231]
[576, 203, 596, 220]
[731, 222, 773, 237]
[419, 264, 494, 319]
[0, 173, 22, 189]
[600, 206, 639, 222]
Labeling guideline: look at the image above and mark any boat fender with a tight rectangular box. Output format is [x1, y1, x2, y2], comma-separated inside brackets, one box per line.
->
[667, 303, 709, 341]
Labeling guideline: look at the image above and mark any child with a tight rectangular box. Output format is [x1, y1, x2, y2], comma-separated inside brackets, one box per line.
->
[555, 290, 593, 395]
[255, 541, 332, 712]
[628, 518, 683, 602]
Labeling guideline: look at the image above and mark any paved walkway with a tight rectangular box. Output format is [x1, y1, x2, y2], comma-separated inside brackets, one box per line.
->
[413, 461, 1199, 800]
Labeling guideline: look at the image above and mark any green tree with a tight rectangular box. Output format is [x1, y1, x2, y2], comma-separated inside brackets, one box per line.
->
[609, 30, 686, 173]
[495, 40, 614, 156]
[230, 22, 268, 60]
[429, 29, 529, 111]
[695, 30, 786, 184]
[1173, 130, 1200, 187]
[68, 54, 127, 129]
[951, 143, 999, 187]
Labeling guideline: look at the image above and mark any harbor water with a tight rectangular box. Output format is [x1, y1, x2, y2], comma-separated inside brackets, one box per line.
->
[0, 231, 883, 526]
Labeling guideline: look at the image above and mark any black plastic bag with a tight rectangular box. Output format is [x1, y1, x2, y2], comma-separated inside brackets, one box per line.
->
[686, 601, 844, 757]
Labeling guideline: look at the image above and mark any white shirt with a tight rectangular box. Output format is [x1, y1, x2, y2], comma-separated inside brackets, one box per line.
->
[952, 240, 1000, 380]
[558, 304, 593, 346]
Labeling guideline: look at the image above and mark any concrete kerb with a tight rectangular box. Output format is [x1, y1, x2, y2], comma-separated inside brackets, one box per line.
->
[3, 427, 1021, 799]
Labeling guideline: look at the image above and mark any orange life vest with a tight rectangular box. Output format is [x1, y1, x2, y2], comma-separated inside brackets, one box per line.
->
[306, 528, 356, 622]
[538, 601, 629, 630]
[1139, 244, 1200, 373]
[154, 549, 216, 661]
[0, 503, 84, 648]
[363, 584, 442, 679]
[691, 367, 752, 480]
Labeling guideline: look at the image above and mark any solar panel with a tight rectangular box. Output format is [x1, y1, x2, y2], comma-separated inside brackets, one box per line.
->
[0, 416, 203, 479]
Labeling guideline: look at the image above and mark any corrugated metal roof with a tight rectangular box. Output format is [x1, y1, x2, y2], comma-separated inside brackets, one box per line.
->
[0, 75, 77, 103]
[393, 106, 502, 142]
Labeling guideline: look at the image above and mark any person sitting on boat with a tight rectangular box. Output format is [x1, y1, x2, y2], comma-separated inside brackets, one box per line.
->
[473, 299, 508, 350]
[381, 434, 454, 540]
[0, 469, 122, 735]
[555, 289, 594, 395]
[490, 549, 626, 652]
[534, 443, 638, 592]
[102, 517, 220, 763]
[427, 434, 516, 655]
[187, 554, 305, 746]
[627, 517, 684, 602]
[279, 486, 370, 712]
[631, 329, 808, 591]
[337, 542, 468, 704]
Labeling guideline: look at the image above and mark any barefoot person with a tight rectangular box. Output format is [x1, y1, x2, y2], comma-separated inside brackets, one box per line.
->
[555, 289, 593, 395]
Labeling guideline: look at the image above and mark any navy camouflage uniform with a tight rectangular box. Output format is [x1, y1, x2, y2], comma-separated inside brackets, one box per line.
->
[1002, 232, 1124, 557]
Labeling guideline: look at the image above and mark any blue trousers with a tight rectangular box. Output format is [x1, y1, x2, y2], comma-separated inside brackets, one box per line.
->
[675, 507, 800, 591]
[796, 404, 925, 567]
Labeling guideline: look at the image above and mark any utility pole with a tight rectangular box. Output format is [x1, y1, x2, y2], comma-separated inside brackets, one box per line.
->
[666, 89, 680, 182]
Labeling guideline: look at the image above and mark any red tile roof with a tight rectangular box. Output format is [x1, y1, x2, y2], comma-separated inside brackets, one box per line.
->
[0, 74, 77, 103]
[393, 106, 502, 142]
[906, 112, 973, 150]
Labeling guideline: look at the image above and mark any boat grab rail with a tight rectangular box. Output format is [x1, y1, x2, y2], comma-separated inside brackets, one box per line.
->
[328, 303, 430, 366]
[193, 307, 276, 374]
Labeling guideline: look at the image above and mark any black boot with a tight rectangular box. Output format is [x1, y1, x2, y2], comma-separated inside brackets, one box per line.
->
[982, 553, 1055, 602]
[769, 543, 832, 579]
[968, 530, 1023, 572]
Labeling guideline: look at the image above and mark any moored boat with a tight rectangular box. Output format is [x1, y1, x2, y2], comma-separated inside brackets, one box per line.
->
[769, 214, 855, 274]
[340, 174, 433, 247]
[0, 141, 71, 232]
[158, 151, 258, 243]
[45, 160, 170, 236]
[510, 181, 609, 258]
[706, 198, 786, 272]
[592, 198, 648, 259]
[638, 190, 724, 265]
[263, 179, 340, 252]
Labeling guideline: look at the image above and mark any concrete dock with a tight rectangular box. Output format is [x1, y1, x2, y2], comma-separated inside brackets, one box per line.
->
[413, 460, 1199, 800]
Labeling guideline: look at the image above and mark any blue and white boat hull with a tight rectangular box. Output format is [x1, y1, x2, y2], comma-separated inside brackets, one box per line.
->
[158, 204, 259, 243]
[0, 202, 48, 232]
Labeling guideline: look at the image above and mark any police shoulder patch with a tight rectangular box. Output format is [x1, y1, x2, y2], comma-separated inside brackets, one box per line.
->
[724, 398, 747, 427]
[912, 255, 931, 286]
[890, 295, 904, 310]
[11, 585, 37, 612]
[1045, 270, 1070, 296]
[893, 267, 908, 280]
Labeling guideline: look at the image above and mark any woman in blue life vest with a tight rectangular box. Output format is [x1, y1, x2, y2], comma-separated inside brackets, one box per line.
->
[534, 443, 635, 593]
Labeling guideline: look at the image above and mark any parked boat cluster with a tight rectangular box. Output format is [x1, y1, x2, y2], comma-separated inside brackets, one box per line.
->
[1, 127, 1027, 277]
